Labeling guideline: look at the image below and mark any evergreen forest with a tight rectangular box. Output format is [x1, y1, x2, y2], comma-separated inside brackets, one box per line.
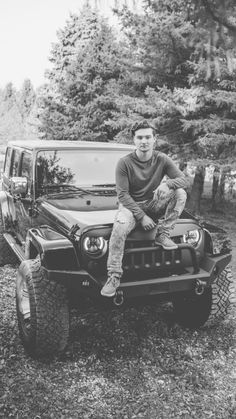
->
[1, 0, 236, 213]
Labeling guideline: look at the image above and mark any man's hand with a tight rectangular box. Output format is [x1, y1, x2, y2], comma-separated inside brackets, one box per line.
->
[153, 183, 170, 200]
[140, 214, 156, 231]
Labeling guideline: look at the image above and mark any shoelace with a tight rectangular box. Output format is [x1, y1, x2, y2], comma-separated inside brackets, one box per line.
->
[108, 276, 120, 286]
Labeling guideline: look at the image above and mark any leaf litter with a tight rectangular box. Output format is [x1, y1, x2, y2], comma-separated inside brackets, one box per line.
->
[0, 208, 236, 419]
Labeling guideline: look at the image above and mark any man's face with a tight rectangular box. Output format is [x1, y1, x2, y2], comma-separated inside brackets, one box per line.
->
[133, 127, 155, 153]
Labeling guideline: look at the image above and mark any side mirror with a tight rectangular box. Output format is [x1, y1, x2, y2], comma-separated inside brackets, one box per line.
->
[10, 177, 28, 196]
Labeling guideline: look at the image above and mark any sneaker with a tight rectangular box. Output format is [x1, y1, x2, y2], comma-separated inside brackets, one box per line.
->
[155, 233, 178, 250]
[101, 275, 120, 297]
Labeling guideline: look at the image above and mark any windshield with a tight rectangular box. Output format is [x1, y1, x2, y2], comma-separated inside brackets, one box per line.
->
[36, 148, 131, 191]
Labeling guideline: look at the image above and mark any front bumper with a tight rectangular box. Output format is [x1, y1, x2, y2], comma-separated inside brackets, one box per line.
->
[119, 253, 231, 298]
[42, 250, 231, 299]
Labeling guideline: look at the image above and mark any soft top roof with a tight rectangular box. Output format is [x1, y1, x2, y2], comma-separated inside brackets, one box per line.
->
[7, 140, 134, 152]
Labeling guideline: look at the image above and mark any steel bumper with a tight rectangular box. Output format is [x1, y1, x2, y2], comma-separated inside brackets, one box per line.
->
[118, 253, 231, 298]
[43, 252, 231, 299]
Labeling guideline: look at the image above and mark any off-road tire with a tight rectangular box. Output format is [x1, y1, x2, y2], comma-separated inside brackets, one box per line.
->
[0, 209, 18, 266]
[173, 267, 236, 329]
[16, 258, 69, 358]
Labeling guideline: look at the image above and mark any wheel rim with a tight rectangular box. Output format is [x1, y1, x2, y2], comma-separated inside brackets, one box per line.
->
[16, 271, 31, 333]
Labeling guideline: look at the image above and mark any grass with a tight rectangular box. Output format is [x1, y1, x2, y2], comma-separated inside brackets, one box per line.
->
[0, 202, 236, 419]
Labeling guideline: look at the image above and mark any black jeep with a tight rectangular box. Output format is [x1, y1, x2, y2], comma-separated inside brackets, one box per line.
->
[0, 140, 235, 358]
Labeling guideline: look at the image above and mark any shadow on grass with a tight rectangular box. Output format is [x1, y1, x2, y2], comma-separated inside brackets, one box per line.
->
[61, 300, 236, 365]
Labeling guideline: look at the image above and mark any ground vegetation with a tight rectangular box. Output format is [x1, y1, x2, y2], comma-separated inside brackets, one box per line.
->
[0, 200, 235, 418]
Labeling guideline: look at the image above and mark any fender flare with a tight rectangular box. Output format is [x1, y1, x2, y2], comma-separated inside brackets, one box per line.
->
[26, 225, 79, 270]
[203, 226, 232, 255]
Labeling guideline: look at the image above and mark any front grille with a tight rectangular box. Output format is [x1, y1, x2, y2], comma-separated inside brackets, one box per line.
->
[122, 242, 198, 281]
[123, 246, 182, 271]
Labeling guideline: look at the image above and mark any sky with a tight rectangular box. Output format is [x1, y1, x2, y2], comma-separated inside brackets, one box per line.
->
[0, 0, 139, 90]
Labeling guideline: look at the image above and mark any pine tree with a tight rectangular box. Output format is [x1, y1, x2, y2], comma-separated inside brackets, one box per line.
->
[104, 0, 195, 143]
[38, 4, 125, 141]
[18, 79, 36, 120]
[0, 83, 24, 146]
[0, 80, 38, 153]
[115, 0, 194, 90]
[113, 0, 236, 212]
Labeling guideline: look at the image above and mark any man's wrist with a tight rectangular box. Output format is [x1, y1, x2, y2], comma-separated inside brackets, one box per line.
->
[136, 211, 146, 222]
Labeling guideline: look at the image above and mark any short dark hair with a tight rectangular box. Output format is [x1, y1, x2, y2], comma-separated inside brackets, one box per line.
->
[131, 120, 156, 137]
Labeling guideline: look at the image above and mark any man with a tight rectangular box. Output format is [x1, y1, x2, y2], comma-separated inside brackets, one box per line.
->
[101, 120, 188, 297]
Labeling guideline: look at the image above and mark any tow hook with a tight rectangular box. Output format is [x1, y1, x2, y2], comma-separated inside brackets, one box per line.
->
[195, 279, 207, 296]
[113, 290, 124, 306]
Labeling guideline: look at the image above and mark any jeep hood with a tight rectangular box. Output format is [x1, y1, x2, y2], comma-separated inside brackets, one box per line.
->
[39, 199, 117, 232]
[38, 199, 200, 240]
[62, 208, 116, 226]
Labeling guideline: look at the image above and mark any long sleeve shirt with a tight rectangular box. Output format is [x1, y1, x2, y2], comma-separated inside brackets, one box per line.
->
[116, 150, 188, 221]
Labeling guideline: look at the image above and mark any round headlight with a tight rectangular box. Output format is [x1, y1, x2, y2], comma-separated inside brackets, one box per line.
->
[183, 229, 201, 247]
[83, 236, 107, 258]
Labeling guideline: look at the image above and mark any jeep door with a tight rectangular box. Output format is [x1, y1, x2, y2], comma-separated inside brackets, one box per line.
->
[1, 146, 15, 229]
[3, 147, 33, 245]
[14, 149, 33, 243]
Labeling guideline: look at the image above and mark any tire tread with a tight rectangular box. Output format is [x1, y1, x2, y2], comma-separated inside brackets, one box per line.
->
[16, 259, 69, 358]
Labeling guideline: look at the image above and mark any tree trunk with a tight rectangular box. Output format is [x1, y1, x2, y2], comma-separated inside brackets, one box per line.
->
[217, 166, 230, 204]
[211, 165, 220, 210]
[187, 165, 206, 214]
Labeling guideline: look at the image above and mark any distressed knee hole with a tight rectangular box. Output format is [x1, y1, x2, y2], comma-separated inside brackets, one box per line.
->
[117, 214, 128, 224]
[117, 219, 126, 224]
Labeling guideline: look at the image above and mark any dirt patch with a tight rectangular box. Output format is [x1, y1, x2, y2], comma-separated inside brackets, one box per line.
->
[0, 203, 236, 419]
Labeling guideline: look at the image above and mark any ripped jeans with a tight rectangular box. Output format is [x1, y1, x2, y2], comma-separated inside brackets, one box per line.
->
[107, 188, 187, 278]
